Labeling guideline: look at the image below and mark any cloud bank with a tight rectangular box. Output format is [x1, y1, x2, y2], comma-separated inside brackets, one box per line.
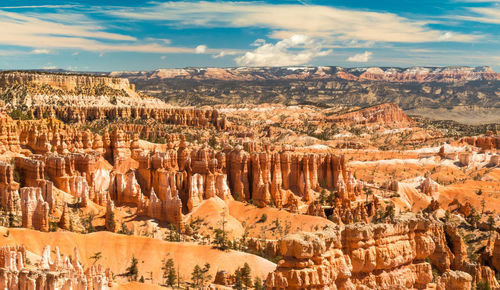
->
[108, 1, 479, 43]
[347, 51, 373, 62]
[235, 35, 331, 66]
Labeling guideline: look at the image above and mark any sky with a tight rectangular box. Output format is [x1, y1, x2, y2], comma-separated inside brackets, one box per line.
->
[0, 0, 499, 71]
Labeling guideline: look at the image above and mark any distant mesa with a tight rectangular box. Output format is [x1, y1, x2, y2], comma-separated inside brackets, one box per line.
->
[110, 66, 500, 82]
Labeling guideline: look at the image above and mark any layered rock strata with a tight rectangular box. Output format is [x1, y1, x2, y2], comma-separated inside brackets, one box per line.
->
[30, 106, 227, 130]
[265, 215, 484, 290]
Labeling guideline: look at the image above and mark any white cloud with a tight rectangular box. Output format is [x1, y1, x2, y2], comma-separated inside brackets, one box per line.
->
[235, 34, 332, 66]
[43, 65, 57, 69]
[31, 48, 51, 54]
[107, 1, 479, 43]
[0, 10, 197, 54]
[457, 0, 500, 2]
[347, 51, 372, 62]
[195, 45, 207, 54]
[458, 6, 500, 24]
[439, 32, 454, 40]
[212, 50, 241, 59]
[0, 5, 79, 9]
[213, 51, 226, 59]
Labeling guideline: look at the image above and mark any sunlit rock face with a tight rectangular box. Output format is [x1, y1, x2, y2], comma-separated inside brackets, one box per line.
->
[0, 244, 112, 289]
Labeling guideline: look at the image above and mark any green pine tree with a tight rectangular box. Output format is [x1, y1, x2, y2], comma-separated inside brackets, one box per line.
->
[124, 256, 139, 281]
[234, 268, 243, 290]
[191, 264, 203, 287]
[162, 258, 177, 287]
[253, 277, 265, 290]
[241, 263, 253, 288]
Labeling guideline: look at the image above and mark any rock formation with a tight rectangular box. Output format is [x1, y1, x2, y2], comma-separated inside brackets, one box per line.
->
[460, 135, 500, 151]
[105, 199, 117, 232]
[327, 103, 412, 126]
[419, 176, 439, 196]
[266, 214, 438, 289]
[20, 187, 49, 232]
[0, 161, 20, 212]
[0, 244, 112, 289]
[490, 236, 500, 273]
[435, 270, 473, 290]
[265, 214, 499, 289]
[59, 203, 70, 230]
[459, 152, 473, 166]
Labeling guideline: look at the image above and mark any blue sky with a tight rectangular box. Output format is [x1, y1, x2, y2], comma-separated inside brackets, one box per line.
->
[0, 0, 499, 71]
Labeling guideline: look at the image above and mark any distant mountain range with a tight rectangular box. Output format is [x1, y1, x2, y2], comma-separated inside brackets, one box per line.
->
[1, 67, 498, 124]
[110, 66, 500, 82]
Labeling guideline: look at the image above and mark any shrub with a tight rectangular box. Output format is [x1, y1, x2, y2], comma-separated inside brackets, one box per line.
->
[257, 214, 267, 223]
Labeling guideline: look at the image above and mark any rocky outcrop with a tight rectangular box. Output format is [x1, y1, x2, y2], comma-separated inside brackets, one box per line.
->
[0, 71, 135, 94]
[0, 244, 112, 289]
[20, 187, 49, 232]
[214, 270, 234, 286]
[14, 157, 45, 187]
[460, 135, 500, 151]
[30, 106, 228, 129]
[458, 152, 473, 166]
[267, 214, 500, 289]
[227, 147, 350, 207]
[490, 154, 500, 166]
[306, 201, 326, 218]
[328, 198, 372, 224]
[59, 203, 70, 230]
[435, 270, 473, 290]
[14, 157, 55, 211]
[266, 215, 436, 289]
[0, 161, 20, 212]
[326, 103, 412, 126]
[0, 109, 21, 153]
[109, 170, 143, 205]
[491, 236, 500, 273]
[419, 176, 439, 196]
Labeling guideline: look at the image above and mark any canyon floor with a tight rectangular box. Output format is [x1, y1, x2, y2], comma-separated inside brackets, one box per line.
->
[0, 71, 498, 289]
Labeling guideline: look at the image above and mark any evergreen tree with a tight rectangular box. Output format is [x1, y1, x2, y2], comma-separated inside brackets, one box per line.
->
[444, 210, 450, 223]
[90, 252, 102, 266]
[241, 263, 253, 288]
[318, 189, 327, 205]
[162, 258, 177, 287]
[253, 277, 265, 290]
[366, 188, 373, 203]
[191, 264, 203, 287]
[124, 256, 139, 281]
[167, 224, 180, 242]
[208, 135, 217, 149]
[477, 280, 491, 290]
[234, 268, 244, 290]
[488, 215, 496, 242]
[191, 263, 212, 287]
[213, 213, 228, 250]
[8, 212, 14, 227]
[106, 210, 116, 232]
[202, 263, 212, 285]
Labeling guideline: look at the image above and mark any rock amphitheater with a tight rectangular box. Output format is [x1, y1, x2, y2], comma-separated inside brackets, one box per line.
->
[0, 71, 497, 289]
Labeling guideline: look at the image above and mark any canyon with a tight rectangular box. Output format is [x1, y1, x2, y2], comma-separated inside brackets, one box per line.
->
[0, 71, 497, 289]
[110, 66, 500, 125]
